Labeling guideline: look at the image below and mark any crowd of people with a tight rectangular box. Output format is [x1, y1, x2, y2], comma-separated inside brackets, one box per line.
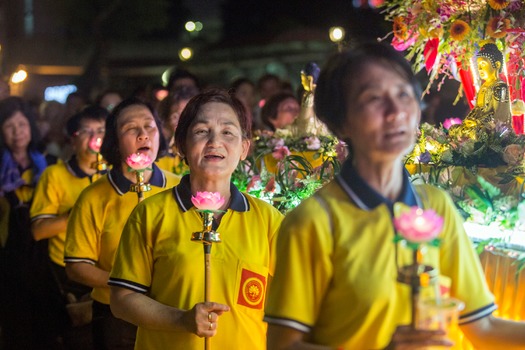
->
[1, 43, 525, 350]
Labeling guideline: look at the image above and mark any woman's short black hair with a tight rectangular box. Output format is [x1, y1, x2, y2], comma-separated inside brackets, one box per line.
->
[174, 88, 251, 159]
[159, 85, 200, 124]
[66, 105, 109, 137]
[100, 97, 168, 166]
[314, 41, 422, 141]
[260, 92, 298, 131]
[0, 96, 41, 151]
[230, 77, 255, 91]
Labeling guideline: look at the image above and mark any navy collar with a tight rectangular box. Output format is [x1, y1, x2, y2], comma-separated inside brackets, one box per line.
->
[172, 174, 250, 212]
[335, 160, 421, 214]
[108, 163, 166, 195]
[65, 156, 90, 179]
[65, 156, 107, 181]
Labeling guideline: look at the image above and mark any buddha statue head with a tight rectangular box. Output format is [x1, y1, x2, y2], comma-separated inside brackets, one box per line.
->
[476, 43, 503, 82]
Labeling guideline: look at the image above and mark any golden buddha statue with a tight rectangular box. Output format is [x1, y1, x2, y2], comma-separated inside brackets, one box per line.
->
[449, 43, 512, 138]
[467, 43, 511, 124]
[291, 62, 330, 137]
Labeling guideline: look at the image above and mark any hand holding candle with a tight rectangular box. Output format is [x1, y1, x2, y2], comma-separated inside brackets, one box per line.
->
[393, 203, 444, 330]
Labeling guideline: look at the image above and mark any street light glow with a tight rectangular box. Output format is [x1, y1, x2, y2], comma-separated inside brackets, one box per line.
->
[185, 21, 196, 32]
[195, 21, 203, 31]
[11, 69, 28, 84]
[179, 47, 193, 61]
[329, 27, 345, 43]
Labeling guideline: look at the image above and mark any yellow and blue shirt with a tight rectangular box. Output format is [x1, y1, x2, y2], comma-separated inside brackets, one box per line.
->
[264, 161, 496, 349]
[109, 174, 283, 350]
[30, 157, 100, 266]
[64, 164, 179, 305]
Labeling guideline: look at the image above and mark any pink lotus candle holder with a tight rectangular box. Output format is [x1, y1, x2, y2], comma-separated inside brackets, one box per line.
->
[125, 153, 153, 202]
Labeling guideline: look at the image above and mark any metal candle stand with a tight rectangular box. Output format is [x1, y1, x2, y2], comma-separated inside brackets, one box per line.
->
[192, 210, 221, 350]
[397, 248, 438, 329]
[129, 171, 151, 202]
[91, 153, 108, 172]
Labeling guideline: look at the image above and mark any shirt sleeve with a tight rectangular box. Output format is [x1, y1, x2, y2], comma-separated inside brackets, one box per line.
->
[428, 186, 497, 324]
[64, 189, 101, 265]
[109, 203, 152, 293]
[30, 167, 60, 220]
[264, 196, 333, 332]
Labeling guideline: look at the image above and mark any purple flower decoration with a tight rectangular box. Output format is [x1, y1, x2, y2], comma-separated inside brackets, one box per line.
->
[418, 151, 431, 164]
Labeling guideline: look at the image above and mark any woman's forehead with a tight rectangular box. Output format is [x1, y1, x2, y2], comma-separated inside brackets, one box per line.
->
[195, 102, 239, 124]
[117, 105, 154, 125]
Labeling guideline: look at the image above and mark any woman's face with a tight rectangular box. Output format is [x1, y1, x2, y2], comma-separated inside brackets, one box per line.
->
[2, 111, 31, 153]
[273, 97, 300, 129]
[184, 102, 249, 180]
[235, 83, 255, 110]
[72, 118, 106, 163]
[342, 62, 420, 164]
[168, 99, 190, 134]
[117, 105, 160, 166]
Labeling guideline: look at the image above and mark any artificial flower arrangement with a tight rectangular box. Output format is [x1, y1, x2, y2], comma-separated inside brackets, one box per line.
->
[233, 153, 341, 214]
[381, 0, 525, 101]
[251, 129, 344, 163]
[408, 120, 525, 171]
[405, 119, 525, 239]
[230, 129, 346, 213]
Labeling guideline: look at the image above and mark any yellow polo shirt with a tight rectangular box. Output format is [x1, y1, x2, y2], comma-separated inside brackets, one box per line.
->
[109, 174, 283, 350]
[264, 162, 496, 349]
[30, 157, 100, 266]
[65, 164, 179, 304]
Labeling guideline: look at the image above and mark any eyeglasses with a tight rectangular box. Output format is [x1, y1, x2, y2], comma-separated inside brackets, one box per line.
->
[73, 128, 106, 138]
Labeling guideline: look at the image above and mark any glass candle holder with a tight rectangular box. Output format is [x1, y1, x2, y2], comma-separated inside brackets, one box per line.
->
[416, 297, 465, 350]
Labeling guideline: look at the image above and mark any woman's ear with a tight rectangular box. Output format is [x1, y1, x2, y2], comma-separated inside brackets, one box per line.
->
[240, 139, 250, 161]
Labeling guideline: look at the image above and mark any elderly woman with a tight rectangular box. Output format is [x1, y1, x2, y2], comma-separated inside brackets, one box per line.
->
[156, 85, 199, 175]
[64, 98, 180, 349]
[0, 96, 49, 349]
[264, 42, 525, 349]
[109, 89, 283, 349]
[260, 92, 300, 131]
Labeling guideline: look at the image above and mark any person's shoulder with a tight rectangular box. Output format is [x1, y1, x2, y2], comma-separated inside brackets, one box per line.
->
[244, 193, 282, 215]
[414, 184, 456, 211]
[414, 183, 449, 198]
[77, 174, 111, 199]
[41, 161, 67, 175]
[145, 186, 175, 204]
[161, 169, 181, 186]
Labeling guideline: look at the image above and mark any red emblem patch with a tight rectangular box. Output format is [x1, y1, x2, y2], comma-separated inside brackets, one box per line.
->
[237, 268, 266, 309]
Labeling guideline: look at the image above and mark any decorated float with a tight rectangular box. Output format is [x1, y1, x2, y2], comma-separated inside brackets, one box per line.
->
[230, 0, 525, 334]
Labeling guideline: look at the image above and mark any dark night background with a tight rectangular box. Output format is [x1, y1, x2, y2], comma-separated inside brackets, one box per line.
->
[0, 0, 467, 119]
